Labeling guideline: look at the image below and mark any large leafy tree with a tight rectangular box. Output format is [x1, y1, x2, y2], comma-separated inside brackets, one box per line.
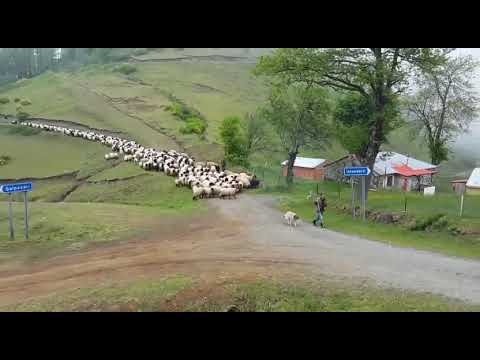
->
[220, 116, 249, 167]
[255, 48, 452, 192]
[407, 55, 479, 165]
[261, 83, 331, 186]
[241, 111, 271, 156]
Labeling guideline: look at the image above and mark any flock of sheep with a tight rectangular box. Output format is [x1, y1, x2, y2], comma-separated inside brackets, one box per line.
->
[21, 121, 259, 200]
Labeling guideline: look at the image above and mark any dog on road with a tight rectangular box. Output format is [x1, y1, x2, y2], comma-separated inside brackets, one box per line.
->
[284, 211, 300, 227]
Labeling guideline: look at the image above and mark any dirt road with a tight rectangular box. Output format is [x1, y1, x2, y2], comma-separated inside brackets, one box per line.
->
[1, 194, 480, 307]
[211, 195, 480, 303]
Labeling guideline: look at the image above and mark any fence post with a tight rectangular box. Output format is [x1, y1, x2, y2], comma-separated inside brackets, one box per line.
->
[460, 193, 465, 217]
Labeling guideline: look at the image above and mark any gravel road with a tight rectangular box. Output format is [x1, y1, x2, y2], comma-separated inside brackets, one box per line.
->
[211, 195, 480, 303]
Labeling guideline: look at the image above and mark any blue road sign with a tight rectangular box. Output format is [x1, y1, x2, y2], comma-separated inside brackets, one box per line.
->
[343, 167, 371, 177]
[0, 182, 33, 194]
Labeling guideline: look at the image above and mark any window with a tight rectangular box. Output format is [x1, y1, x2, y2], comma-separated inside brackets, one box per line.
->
[386, 175, 394, 187]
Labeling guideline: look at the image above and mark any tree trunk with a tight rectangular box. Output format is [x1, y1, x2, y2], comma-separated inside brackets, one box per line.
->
[362, 94, 386, 199]
[286, 149, 298, 187]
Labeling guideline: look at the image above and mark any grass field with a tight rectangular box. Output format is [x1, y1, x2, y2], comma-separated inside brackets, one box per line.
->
[66, 172, 201, 210]
[88, 162, 146, 182]
[0, 124, 107, 179]
[0, 202, 169, 260]
[3, 276, 477, 312]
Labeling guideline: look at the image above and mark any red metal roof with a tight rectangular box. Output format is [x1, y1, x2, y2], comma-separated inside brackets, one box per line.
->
[392, 164, 436, 177]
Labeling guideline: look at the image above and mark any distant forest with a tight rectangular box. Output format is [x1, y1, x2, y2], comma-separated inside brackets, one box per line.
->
[0, 48, 148, 86]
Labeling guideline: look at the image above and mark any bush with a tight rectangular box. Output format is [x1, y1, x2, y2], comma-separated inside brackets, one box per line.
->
[220, 116, 249, 167]
[113, 63, 137, 75]
[0, 155, 12, 166]
[14, 98, 20, 103]
[408, 214, 446, 232]
[0, 97, 9, 104]
[180, 117, 207, 135]
[20, 99, 32, 106]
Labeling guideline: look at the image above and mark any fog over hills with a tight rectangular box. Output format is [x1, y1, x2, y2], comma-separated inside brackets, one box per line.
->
[452, 49, 480, 166]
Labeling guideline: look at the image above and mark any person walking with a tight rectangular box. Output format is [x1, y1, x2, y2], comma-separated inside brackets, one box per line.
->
[313, 194, 327, 228]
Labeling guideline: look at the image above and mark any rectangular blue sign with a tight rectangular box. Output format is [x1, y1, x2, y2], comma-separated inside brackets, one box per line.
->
[0, 182, 33, 194]
[343, 167, 371, 177]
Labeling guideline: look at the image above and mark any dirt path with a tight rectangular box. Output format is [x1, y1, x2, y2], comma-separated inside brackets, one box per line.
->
[1, 194, 480, 307]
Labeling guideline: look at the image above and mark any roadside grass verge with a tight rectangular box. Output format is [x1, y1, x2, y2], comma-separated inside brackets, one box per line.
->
[218, 280, 479, 312]
[3, 276, 192, 312]
[4, 276, 477, 312]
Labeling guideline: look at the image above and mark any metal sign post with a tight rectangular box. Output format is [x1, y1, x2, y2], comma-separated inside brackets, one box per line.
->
[8, 193, 14, 240]
[361, 176, 366, 221]
[351, 178, 355, 218]
[24, 191, 29, 239]
[1, 182, 33, 240]
[344, 167, 371, 222]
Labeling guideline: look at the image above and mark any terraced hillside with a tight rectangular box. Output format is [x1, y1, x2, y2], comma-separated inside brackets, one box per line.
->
[0, 48, 475, 189]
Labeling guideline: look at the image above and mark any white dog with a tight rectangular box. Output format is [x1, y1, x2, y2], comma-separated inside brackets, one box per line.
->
[284, 211, 300, 227]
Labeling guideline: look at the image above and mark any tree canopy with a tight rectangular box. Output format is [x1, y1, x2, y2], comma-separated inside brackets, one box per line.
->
[255, 48, 452, 192]
[407, 55, 479, 165]
[261, 83, 331, 185]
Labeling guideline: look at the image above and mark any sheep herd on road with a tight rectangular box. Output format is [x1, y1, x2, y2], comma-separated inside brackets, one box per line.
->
[20, 121, 259, 200]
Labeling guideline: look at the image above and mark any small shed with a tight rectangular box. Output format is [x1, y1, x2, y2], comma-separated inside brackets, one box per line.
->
[451, 179, 468, 195]
[324, 154, 362, 183]
[281, 157, 328, 181]
[466, 168, 480, 195]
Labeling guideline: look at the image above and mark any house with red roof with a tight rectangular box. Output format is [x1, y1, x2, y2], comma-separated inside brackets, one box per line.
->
[324, 151, 438, 192]
[374, 152, 438, 192]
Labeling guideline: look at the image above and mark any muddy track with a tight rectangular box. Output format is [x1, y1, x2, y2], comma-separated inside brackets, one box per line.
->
[23, 118, 126, 137]
[86, 173, 149, 185]
[0, 171, 78, 183]
[129, 55, 254, 63]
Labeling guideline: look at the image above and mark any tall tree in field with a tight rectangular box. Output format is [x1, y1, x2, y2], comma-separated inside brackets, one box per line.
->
[255, 48, 451, 193]
[407, 55, 479, 165]
[242, 111, 271, 157]
[262, 83, 331, 186]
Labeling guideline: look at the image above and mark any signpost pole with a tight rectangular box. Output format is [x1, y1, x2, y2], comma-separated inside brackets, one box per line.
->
[361, 176, 366, 221]
[24, 191, 29, 239]
[8, 193, 14, 240]
[351, 178, 355, 219]
[344, 167, 370, 221]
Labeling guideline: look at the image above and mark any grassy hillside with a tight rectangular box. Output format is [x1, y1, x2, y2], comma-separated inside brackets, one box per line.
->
[0, 124, 106, 179]
[0, 51, 475, 189]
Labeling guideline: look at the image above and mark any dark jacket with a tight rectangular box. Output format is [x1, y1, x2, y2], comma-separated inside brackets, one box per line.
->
[315, 198, 327, 213]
